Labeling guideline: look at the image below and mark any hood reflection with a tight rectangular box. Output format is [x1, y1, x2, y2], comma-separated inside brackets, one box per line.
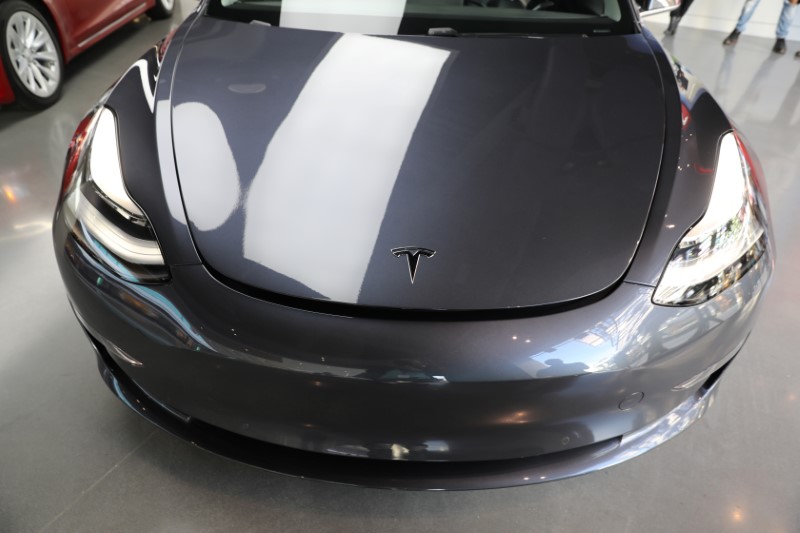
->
[243, 33, 450, 302]
[173, 101, 241, 232]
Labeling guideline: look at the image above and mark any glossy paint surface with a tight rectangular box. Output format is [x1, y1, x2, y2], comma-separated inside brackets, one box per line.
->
[171, 18, 666, 309]
[44, 0, 158, 60]
[1, 0, 799, 527]
[0, 59, 14, 103]
[45, 0, 145, 58]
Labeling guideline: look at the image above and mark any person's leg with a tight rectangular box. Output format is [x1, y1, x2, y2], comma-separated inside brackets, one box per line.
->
[774, 0, 797, 53]
[777, 0, 798, 39]
[736, 0, 761, 33]
[678, 0, 695, 18]
[725, 0, 761, 44]
[666, 6, 683, 35]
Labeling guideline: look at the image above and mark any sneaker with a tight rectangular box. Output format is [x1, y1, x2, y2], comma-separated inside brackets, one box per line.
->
[723, 30, 740, 46]
[664, 16, 681, 36]
[773, 38, 787, 54]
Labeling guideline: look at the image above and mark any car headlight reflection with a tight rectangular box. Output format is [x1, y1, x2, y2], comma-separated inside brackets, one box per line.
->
[653, 131, 768, 306]
[61, 107, 169, 283]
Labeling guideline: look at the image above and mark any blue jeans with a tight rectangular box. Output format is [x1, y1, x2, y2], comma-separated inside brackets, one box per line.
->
[735, 0, 798, 38]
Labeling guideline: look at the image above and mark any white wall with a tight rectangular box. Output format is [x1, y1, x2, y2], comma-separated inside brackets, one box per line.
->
[649, 0, 800, 41]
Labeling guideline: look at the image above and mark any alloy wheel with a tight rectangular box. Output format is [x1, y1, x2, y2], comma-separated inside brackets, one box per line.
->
[5, 11, 60, 98]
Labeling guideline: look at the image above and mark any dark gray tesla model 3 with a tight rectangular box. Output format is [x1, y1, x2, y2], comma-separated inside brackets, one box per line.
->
[53, 0, 774, 489]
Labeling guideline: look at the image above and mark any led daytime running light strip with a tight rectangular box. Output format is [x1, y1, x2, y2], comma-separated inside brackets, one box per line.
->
[66, 189, 165, 265]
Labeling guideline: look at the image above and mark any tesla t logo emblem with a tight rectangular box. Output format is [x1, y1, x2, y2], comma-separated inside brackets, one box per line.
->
[391, 247, 436, 284]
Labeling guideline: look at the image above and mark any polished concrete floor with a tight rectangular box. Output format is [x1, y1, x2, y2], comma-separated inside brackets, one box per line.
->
[1, 4, 799, 531]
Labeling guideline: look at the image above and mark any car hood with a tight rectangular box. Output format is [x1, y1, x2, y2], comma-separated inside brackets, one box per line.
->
[170, 17, 666, 311]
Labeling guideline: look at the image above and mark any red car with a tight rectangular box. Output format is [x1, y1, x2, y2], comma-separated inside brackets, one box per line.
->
[0, 0, 173, 108]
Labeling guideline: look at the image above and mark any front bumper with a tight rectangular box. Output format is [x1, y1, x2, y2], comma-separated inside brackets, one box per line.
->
[92, 333, 728, 490]
[56, 221, 772, 488]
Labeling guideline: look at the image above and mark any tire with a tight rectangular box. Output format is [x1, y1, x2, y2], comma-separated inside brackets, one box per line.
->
[147, 0, 175, 20]
[0, 0, 63, 109]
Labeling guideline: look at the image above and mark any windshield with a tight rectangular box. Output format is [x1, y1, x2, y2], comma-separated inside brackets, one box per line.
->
[207, 0, 636, 36]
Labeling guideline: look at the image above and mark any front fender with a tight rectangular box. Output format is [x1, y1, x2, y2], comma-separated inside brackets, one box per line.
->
[102, 14, 203, 267]
[625, 29, 734, 287]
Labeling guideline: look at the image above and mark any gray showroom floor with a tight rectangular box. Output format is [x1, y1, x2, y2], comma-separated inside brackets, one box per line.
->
[1, 3, 800, 531]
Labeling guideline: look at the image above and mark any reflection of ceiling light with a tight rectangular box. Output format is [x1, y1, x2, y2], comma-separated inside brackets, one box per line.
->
[579, 333, 604, 346]
[244, 34, 450, 302]
[0, 220, 51, 242]
[2, 185, 16, 203]
[13, 221, 51, 232]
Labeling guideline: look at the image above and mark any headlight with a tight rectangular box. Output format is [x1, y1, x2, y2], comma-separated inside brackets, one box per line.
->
[60, 107, 169, 283]
[653, 131, 768, 306]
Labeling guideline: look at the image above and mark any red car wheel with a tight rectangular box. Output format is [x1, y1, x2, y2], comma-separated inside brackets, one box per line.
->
[0, 0, 63, 108]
